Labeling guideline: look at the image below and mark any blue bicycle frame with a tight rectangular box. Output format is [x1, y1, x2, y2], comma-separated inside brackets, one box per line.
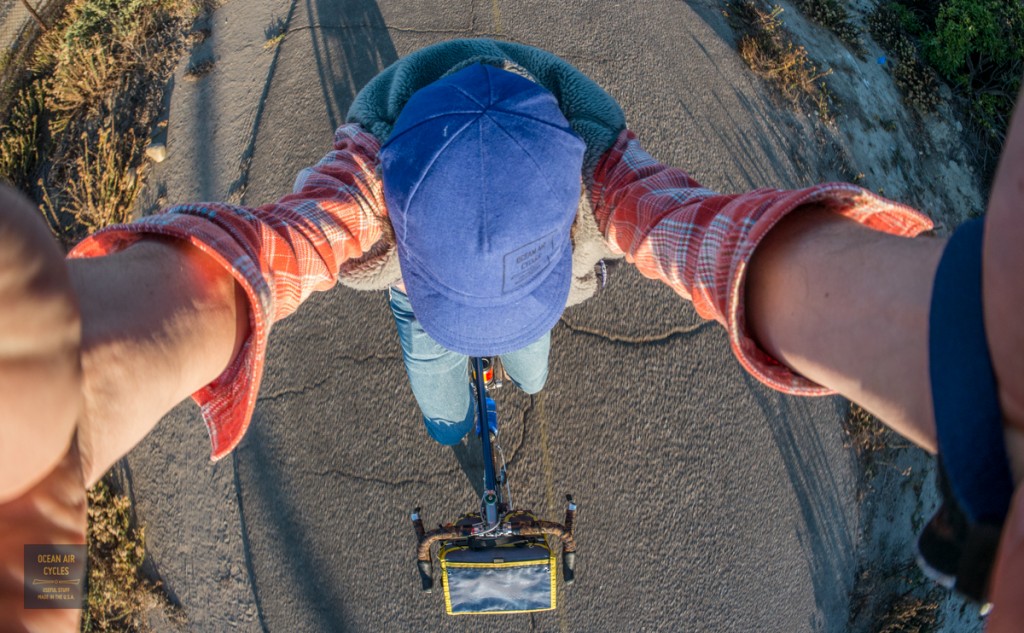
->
[411, 357, 577, 597]
[472, 357, 501, 526]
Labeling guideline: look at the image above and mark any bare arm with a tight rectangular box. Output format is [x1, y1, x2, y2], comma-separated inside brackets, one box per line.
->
[0, 186, 245, 631]
[70, 238, 247, 486]
[0, 186, 81, 500]
[747, 88, 1024, 631]
[978, 85, 1024, 633]
[746, 208, 944, 451]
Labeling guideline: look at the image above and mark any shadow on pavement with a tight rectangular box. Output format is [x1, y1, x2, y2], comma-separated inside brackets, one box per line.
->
[234, 418, 351, 632]
[450, 429, 486, 497]
[230, 1, 398, 630]
[185, 13, 218, 201]
[743, 373, 859, 633]
[304, 0, 398, 131]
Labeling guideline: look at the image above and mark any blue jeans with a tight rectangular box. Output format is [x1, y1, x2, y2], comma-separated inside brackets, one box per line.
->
[388, 288, 550, 445]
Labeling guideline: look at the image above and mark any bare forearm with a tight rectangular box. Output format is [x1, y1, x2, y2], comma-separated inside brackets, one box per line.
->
[69, 239, 246, 485]
[746, 207, 944, 451]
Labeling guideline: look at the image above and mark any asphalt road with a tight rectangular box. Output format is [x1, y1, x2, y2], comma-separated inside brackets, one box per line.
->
[125, 1, 861, 631]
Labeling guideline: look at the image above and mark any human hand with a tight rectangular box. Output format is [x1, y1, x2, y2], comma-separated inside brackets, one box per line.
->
[0, 185, 83, 501]
[0, 185, 87, 631]
[981, 86, 1024, 632]
[0, 441, 87, 632]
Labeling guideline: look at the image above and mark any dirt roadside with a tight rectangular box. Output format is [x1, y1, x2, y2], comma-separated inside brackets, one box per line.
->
[707, 1, 990, 630]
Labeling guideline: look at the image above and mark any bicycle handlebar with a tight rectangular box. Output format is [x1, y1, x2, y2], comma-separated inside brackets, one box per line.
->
[417, 559, 434, 592]
[416, 520, 576, 562]
[414, 516, 577, 592]
[562, 550, 576, 585]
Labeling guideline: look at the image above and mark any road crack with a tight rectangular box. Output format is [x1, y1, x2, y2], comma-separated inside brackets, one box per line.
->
[258, 375, 333, 403]
[502, 394, 533, 469]
[297, 467, 457, 488]
[557, 317, 712, 345]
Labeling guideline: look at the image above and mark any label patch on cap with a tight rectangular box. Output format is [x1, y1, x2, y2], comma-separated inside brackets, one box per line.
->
[503, 232, 558, 294]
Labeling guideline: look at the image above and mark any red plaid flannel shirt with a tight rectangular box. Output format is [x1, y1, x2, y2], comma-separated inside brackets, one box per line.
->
[69, 125, 933, 459]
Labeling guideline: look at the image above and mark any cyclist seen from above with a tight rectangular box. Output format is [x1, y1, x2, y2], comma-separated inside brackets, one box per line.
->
[2, 39, 1023, 632]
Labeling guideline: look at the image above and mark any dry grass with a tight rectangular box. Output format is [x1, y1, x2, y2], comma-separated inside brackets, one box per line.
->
[0, 0, 205, 245]
[725, 0, 836, 122]
[42, 126, 144, 234]
[83, 478, 170, 632]
[843, 403, 896, 459]
[0, 82, 45, 190]
[0, 1, 210, 629]
[263, 15, 287, 50]
[847, 557, 947, 633]
[875, 594, 940, 633]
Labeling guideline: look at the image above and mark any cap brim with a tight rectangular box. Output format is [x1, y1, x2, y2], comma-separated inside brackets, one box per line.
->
[399, 238, 572, 356]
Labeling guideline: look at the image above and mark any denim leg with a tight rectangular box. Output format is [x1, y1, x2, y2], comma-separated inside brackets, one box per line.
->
[499, 330, 551, 395]
[389, 288, 474, 445]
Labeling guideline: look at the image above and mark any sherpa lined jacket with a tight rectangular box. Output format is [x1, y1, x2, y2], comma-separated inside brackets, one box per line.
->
[69, 40, 934, 460]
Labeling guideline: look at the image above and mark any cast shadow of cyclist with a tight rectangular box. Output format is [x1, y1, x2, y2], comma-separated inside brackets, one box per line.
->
[451, 431, 487, 498]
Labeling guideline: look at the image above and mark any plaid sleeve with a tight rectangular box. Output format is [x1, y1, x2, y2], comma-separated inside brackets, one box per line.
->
[592, 129, 934, 395]
[67, 124, 386, 459]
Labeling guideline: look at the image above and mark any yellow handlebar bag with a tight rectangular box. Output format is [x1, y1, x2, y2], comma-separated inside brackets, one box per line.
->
[439, 540, 556, 615]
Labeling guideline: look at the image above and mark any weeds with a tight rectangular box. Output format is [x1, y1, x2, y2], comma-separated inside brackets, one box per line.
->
[726, 0, 835, 121]
[82, 477, 166, 632]
[184, 57, 215, 79]
[843, 403, 897, 460]
[868, 4, 941, 113]
[264, 15, 287, 50]
[43, 126, 144, 237]
[849, 561, 945, 633]
[793, 0, 863, 53]
[0, 82, 46, 191]
[875, 594, 940, 633]
[263, 33, 286, 50]
[0, 0, 203, 245]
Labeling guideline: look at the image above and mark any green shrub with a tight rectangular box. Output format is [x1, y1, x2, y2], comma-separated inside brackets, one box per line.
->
[64, 0, 156, 47]
[888, 2, 926, 37]
[868, 0, 1024, 175]
[926, 0, 1024, 85]
[925, 0, 1024, 145]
